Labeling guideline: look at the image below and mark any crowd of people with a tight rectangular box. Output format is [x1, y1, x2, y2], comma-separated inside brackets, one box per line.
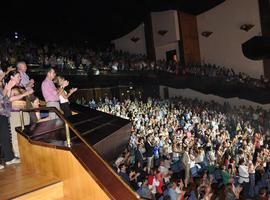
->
[94, 97, 270, 200]
[1, 39, 270, 200]
[0, 61, 77, 169]
[0, 38, 269, 89]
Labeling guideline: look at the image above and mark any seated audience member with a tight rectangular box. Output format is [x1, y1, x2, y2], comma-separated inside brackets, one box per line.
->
[27, 96, 50, 123]
[41, 68, 66, 119]
[56, 76, 77, 118]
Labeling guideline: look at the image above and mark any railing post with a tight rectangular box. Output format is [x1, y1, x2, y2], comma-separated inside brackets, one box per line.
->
[19, 111, 25, 131]
[65, 123, 71, 148]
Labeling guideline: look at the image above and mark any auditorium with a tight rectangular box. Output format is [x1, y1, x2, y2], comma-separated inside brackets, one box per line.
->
[1, 0, 270, 199]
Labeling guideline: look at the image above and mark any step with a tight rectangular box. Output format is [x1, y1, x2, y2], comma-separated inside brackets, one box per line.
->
[55, 197, 73, 200]
[13, 181, 64, 200]
[0, 165, 62, 200]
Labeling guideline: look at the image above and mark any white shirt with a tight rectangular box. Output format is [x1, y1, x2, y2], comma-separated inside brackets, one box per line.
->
[148, 177, 160, 194]
[195, 152, 205, 163]
[59, 91, 69, 104]
[159, 166, 169, 174]
[190, 160, 196, 169]
[238, 165, 249, 183]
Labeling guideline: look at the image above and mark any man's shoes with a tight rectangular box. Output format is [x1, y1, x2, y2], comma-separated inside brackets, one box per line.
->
[5, 158, 20, 165]
[0, 165, 4, 170]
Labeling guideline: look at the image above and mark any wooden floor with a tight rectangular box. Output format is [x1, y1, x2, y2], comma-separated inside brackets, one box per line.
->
[0, 164, 61, 200]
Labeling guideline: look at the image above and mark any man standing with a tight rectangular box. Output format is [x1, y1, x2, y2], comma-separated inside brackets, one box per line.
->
[182, 146, 190, 188]
[41, 68, 66, 119]
[17, 61, 34, 90]
[145, 135, 154, 173]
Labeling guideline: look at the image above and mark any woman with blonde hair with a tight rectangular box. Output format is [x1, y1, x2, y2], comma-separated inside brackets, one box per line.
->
[55, 76, 77, 118]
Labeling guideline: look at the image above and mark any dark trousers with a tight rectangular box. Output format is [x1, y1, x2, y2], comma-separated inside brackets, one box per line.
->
[240, 181, 250, 199]
[60, 102, 71, 118]
[249, 173, 255, 198]
[0, 115, 14, 162]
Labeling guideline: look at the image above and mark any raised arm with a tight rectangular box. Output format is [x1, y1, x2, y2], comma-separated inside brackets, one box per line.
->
[9, 89, 34, 102]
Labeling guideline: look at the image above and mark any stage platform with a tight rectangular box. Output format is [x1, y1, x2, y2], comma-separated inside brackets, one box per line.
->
[0, 165, 64, 200]
[20, 104, 131, 162]
[14, 104, 138, 200]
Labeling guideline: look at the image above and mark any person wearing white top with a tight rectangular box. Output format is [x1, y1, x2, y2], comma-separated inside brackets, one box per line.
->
[148, 176, 160, 195]
[195, 149, 205, 164]
[182, 147, 190, 187]
[238, 158, 249, 198]
[56, 76, 77, 118]
[238, 163, 249, 184]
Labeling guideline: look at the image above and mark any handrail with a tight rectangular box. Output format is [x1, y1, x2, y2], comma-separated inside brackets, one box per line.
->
[20, 106, 140, 199]
[20, 107, 71, 147]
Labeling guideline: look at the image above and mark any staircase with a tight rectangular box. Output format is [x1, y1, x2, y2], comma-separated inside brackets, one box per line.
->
[0, 165, 70, 200]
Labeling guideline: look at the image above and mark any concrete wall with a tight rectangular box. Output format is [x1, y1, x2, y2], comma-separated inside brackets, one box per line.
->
[112, 24, 146, 55]
[155, 42, 180, 61]
[111, 10, 181, 61]
[197, 0, 264, 78]
[151, 10, 180, 61]
[160, 85, 270, 109]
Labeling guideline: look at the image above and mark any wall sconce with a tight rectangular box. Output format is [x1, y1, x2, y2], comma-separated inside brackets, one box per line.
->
[158, 30, 168, 36]
[130, 36, 140, 43]
[201, 31, 213, 38]
[240, 24, 254, 32]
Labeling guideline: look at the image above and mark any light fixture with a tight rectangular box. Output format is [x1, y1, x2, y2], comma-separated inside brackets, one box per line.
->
[201, 31, 213, 38]
[130, 36, 140, 43]
[14, 32, 19, 39]
[158, 30, 168, 36]
[240, 24, 254, 32]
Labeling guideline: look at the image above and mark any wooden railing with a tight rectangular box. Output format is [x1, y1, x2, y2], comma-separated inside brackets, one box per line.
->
[19, 106, 140, 200]
[20, 107, 71, 147]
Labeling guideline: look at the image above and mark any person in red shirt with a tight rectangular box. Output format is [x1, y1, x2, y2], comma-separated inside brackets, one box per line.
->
[155, 169, 164, 195]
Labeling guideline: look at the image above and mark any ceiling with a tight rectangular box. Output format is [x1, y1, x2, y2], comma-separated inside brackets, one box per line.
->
[1, 0, 225, 46]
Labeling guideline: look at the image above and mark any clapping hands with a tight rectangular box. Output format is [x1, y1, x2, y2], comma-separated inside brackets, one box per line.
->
[25, 88, 34, 96]
[7, 66, 16, 73]
[70, 87, 77, 94]
[26, 79, 35, 88]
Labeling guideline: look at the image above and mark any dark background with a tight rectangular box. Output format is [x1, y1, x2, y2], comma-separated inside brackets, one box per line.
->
[1, 0, 224, 47]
